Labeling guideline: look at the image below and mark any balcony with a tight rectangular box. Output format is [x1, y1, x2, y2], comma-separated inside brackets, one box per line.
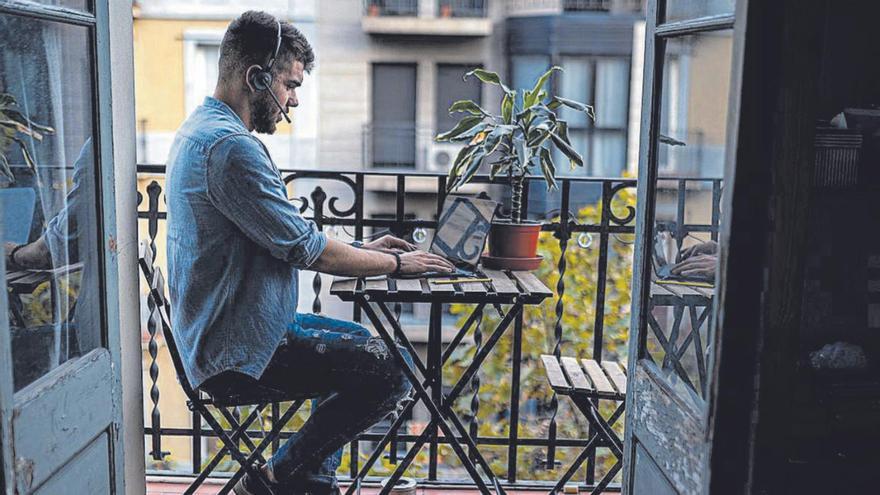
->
[137, 166, 722, 493]
[506, 0, 644, 17]
[362, 0, 492, 37]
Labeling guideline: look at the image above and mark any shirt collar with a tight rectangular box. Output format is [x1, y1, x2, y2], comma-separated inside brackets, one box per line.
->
[203, 96, 248, 130]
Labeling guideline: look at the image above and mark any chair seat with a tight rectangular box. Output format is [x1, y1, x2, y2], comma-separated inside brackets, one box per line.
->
[200, 375, 320, 408]
[540, 354, 627, 401]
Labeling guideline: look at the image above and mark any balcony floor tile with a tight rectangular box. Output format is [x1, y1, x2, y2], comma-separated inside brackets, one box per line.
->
[146, 479, 615, 495]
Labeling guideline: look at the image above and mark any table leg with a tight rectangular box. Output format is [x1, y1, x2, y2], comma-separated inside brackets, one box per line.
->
[507, 311, 523, 483]
[428, 302, 442, 480]
[357, 298, 494, 495]
[372, 302, 511, 490]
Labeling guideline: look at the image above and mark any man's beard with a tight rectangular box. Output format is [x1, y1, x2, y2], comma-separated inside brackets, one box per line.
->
[250, 92, 279, 134]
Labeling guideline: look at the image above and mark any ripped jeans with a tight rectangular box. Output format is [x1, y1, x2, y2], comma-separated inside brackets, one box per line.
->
[206, 313, 413, 489]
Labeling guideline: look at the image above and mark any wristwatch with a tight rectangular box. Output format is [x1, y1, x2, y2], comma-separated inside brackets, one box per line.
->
[390, 251, 402, 277]
[350, 240, 364, 249]
[9, 244, 24, 266]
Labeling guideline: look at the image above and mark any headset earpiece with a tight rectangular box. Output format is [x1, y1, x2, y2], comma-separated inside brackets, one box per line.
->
[252, 69, 273, 92]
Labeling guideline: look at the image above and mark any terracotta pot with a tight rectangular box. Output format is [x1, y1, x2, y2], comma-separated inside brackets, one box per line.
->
[488, 221, 541, 259]
[439, 4, 453, 17]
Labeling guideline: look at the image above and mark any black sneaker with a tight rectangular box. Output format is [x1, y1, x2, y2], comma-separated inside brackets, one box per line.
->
[233, 471, 278, 495]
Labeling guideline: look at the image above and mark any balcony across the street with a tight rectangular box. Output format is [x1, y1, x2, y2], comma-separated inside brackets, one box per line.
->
[362, 0, 492, 36]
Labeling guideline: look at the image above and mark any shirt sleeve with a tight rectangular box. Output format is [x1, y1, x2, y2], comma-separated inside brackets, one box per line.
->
[205, 133, 327, 268]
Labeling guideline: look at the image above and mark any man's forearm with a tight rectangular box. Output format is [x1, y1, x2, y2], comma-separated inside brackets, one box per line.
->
[309, 238, 396, 276]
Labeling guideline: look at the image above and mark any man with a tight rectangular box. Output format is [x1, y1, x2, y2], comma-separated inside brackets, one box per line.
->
[5, 138, 99, 354]
[164, 11, 454, 495]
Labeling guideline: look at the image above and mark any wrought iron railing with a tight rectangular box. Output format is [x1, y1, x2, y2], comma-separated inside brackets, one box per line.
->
[564, 0, 645, 13]
[363, 0, 488, 18]
[138, 165, 720, 490]
[507, 0, 644, 15]
[438, 0, 488, 17]
[364, 0, 419, 16]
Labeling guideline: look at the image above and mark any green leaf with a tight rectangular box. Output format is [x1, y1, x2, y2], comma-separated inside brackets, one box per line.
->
[501, 92, 514, 124]
[446, 146, 477, 191]
[659, 133, 687, 146]
[524, 66, 562, 108]
[526, 129, 551, 148]
[539, 147, 558, 190]
[448, 144, 474, 180]
[552, 96, 595, 121]
[11, 136, 37, 174]
[453, 149, 487, 190]
[489, 159, 513, 179]
[3, 109, 55, 135]
[464, 68, 513, 95]
[454, 122, 492, 143]
[448, 99, 487, 116]
[0, 152, 13, 182]
[0, 120, 45, 141]
[484, 124, 517, 152]
[436, 115, 484, 142]
[550, 130, 583, 169]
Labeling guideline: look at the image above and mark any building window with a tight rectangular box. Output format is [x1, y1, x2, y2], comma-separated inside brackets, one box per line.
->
[436, 64, 483, 133]
[556, 56, 630, 177]
[183, 31, 223, 117]
[371, 64, 418, 168]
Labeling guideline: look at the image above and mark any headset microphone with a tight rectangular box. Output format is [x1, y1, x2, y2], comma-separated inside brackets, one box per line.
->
[267, 87, 292, 124]
[250, 20, 292, 124]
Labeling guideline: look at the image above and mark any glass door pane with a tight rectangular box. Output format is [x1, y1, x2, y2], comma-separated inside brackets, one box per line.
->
[644, 29, 734, 409]
[1, 14, 102, 392]
[31, 0, 91, 13]
[665, 0, 734, 23]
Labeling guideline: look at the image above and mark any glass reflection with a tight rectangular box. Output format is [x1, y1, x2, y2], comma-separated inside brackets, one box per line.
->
[1, 15, 101, 391]
[645, 30, 733, 407]
[665, 0, 734, 23]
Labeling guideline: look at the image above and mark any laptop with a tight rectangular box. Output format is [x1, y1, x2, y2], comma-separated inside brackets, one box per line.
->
[652, 230, 714, 284]
[0, 188, 37, 244]
[397, 195, 498, 279]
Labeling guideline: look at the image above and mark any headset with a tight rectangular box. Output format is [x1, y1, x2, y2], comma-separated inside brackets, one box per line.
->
[249, 19, 292, 123]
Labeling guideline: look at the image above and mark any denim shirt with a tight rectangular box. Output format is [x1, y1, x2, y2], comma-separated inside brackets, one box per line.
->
[166, 96, 327, 388]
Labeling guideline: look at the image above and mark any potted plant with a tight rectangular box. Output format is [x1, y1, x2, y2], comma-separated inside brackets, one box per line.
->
[1, 92, 54, 183]
[436, 67, 593, 270]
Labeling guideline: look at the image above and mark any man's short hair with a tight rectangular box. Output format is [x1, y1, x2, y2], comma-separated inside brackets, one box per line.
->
[218, 10, 315, 85]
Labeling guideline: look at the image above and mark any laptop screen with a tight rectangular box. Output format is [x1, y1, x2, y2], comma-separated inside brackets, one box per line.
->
[430, 195, 497, 269]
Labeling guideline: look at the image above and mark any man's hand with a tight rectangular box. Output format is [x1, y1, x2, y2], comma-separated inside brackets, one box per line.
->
[679, 240, 718, 261]
[398, 250, 455, 275]
[670, 254, 717, 280]
[4, 238, 51, 270]
[311, 239, 452, 277]
[363, 235, 416, 253]
[4, 242, 19, 269]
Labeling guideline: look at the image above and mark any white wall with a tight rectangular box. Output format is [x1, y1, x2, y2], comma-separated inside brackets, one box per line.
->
[111, 1, 146, 494]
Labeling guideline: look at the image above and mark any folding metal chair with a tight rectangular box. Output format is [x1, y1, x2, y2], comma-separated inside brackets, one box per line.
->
[540, 355, 627, 495]
[139, 240, 316, 495]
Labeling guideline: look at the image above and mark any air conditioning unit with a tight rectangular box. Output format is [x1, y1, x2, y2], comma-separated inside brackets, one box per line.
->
[424, 142, 465, 172]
